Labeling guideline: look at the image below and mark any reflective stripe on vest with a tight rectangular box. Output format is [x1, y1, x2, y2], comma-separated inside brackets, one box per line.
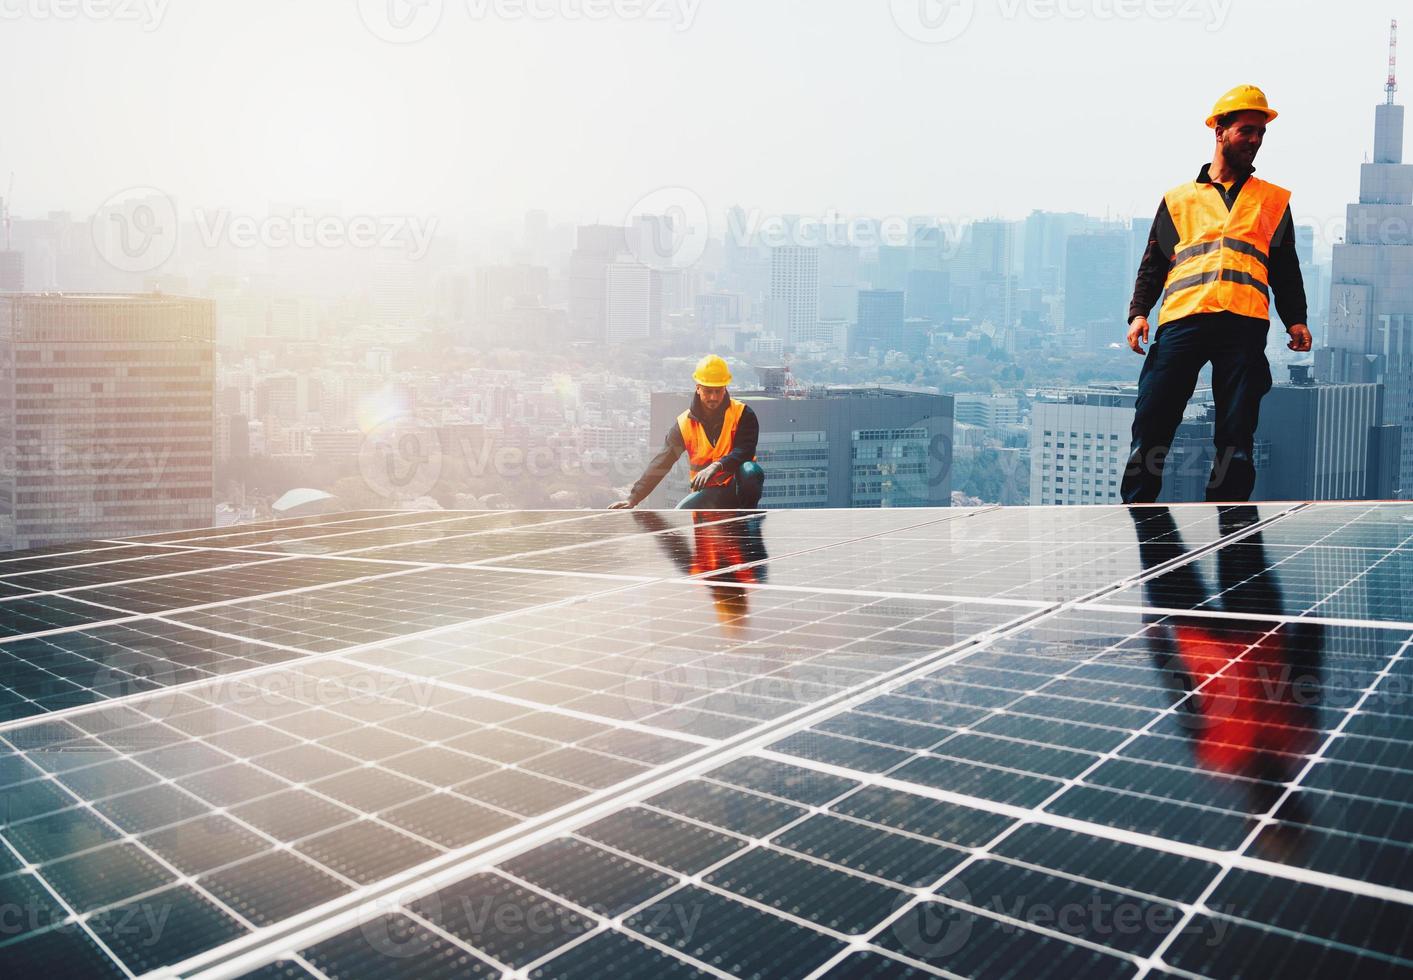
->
[678, 400, 750, 488]
[1158, 176, 1291, 327]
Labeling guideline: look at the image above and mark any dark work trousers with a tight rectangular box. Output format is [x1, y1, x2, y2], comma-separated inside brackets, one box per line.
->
[1121, 314, 1273, 504]
[676, 461, 766, 510]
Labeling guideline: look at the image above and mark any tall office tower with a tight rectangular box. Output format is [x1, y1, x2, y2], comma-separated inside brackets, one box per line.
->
[1294, 223, 1320, 332]
[1031, 389, 1137, 506]
[0, 251, 22, 292]
[768, 246, 819, 345]
[955, 219, 1016, 324]
[1255, 365, 1394, 501]
[1318, 32, 1413, 497]
[905, 268, 950, 323]
[1022, 211, 1088, 293]
[694, 292, 743, 331]
[911, 223, 948, 273]
[604, 261, 661, 344]
[523, 209, 550, 264]
[475, 264, 550, 320]
[646, 384, 952, 508]
[818, 243, 860, 322]
[853, 290, 906, 355]
[371, 253, 420, 326]
[568, 224, 628, 342]
[875, 245, 911, 291]
[0, 293, 215, 550]
[1064, 232, 1130, 345]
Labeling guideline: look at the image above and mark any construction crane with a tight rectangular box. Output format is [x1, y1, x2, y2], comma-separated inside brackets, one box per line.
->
[1389, 19, 1399, 106]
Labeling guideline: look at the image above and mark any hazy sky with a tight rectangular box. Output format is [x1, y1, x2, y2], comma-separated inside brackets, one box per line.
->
[0, 0, 1401, 247]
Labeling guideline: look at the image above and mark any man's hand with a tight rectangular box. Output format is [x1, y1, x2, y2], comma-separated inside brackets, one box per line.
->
[1287, 323, 1312, 352]
[690, 462, 722, 491]
[1127, 316, 1150, 355]
[608, 500, 634, 510]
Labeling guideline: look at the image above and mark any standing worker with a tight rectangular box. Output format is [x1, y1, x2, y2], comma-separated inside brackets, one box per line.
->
[1123, 85, 1313, 504]
[610, 354, 765, 510]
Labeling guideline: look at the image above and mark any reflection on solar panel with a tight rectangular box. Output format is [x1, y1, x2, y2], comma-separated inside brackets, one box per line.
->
[0, 502, 1411, 978]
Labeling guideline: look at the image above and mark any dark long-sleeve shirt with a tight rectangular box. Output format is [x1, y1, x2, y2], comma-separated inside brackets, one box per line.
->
[629, 395, 759, 506]
[1128, 163, 1307, 329]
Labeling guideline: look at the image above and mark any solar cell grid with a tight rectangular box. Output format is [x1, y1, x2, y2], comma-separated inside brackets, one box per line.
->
[0, 655, 758, 974]
[343, 581, 1036, 739]
[0, 619, 308, 723]
[209, 509, 657, 557]
[0, 547, 278, 594]
[110, 510, 403, 545]
[167, 566, 640, 652]
[49, 557, 416, 617]
[0, 544, 195, 577]
[1, 502, 1412, 979]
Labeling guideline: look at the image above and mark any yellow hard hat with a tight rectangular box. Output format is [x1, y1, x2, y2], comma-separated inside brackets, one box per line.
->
[692, 354, 732, 387]
[1206, 85, 1278, 128]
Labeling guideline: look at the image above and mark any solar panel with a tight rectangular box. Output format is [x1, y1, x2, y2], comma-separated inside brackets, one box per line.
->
[0, 501, 1410, 979]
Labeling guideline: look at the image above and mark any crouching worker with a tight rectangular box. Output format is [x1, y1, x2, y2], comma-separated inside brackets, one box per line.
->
[610, 355, 765, 510]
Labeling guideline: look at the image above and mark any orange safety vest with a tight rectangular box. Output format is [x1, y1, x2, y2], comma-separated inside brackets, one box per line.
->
[677, 399, 753, 489]
[1158, 176, 1291, 327]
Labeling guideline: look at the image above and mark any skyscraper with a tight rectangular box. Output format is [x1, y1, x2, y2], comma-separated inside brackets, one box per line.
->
[1031, 389, 1136, 506]
[768, 245, 819, 345]
[1023, 211, 1088, 293]
[1318, 38, 1413, 497]
[0, 250, 22, 292]
[905, 268, 950, 323]
[604, 261, 661, 344]
[0, 293, 215, 549]
[568, 224, 628, 342]
[1064, 231, 1129, 346]
[853, 289, 906, 355]
[1254, 367, 1392, 501]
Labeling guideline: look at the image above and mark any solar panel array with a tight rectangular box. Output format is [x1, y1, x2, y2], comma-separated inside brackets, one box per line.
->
[0, 502, 1410, 979]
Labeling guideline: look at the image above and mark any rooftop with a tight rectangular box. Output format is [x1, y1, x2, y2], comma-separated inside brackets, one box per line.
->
[0, 502, 1409, 977]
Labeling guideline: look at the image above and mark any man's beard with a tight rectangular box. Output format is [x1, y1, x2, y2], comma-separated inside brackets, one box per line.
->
[1221, 141, 1257, 174]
